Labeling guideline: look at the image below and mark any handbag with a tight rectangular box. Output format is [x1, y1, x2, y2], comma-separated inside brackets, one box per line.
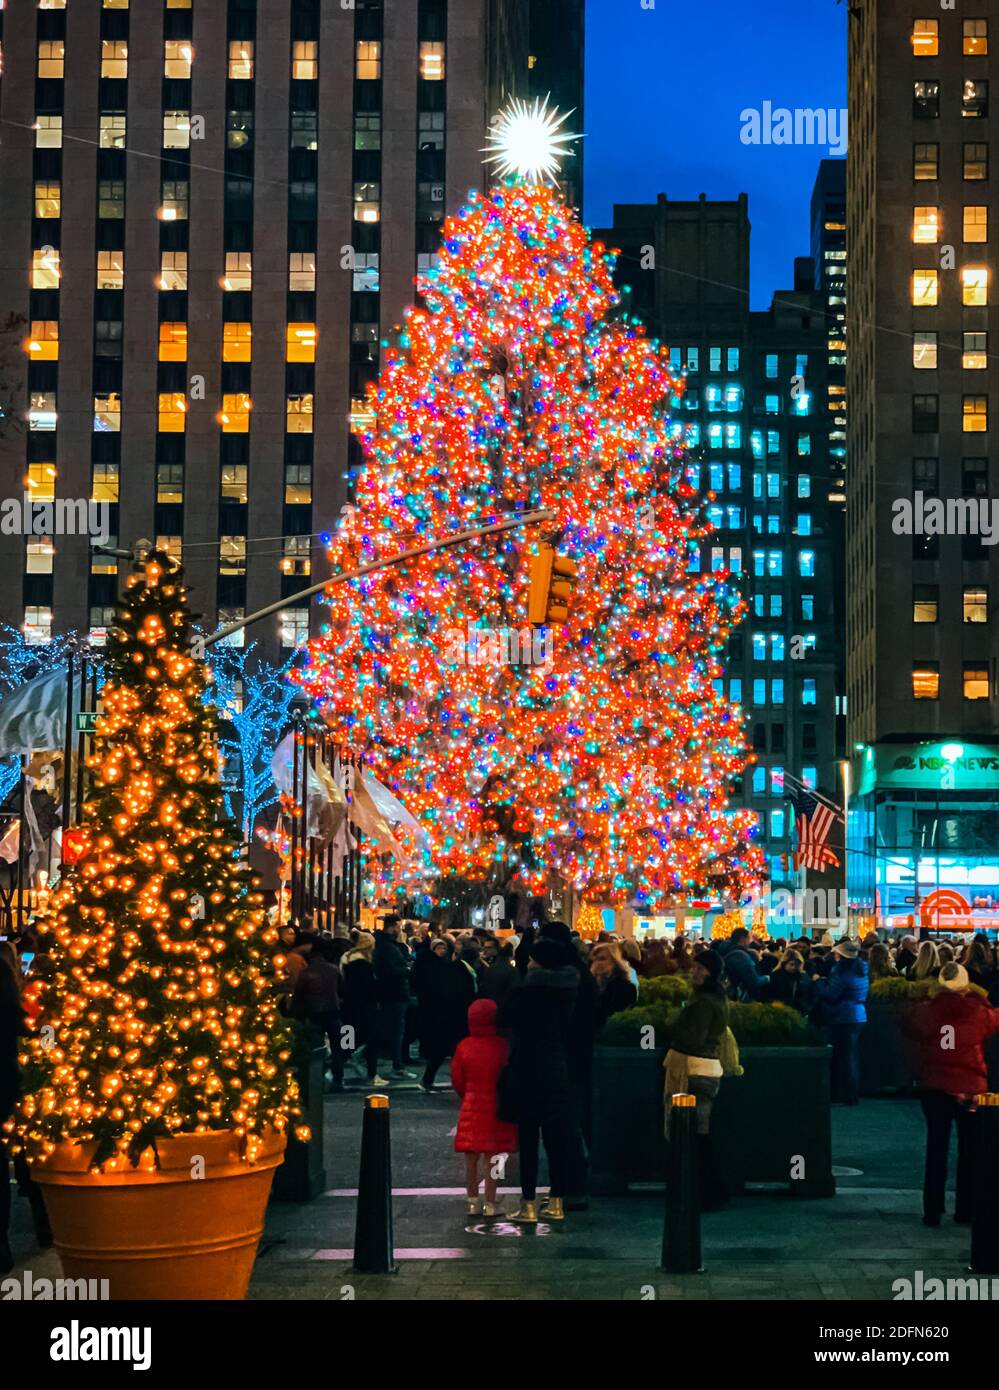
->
[719, 1026, 744, 1078]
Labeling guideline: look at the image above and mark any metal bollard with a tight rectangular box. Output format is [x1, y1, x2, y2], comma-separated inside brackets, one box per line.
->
[970, 1093, 999, 1275]
[662, 1092, 702, 1273]
[353, 1093, 396, 1274]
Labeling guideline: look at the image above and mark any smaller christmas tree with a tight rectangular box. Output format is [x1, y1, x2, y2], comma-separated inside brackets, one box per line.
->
[16, 550, 299, 1166]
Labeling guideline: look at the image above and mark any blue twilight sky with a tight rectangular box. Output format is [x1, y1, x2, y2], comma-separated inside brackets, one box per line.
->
[582, 0, 848, 308]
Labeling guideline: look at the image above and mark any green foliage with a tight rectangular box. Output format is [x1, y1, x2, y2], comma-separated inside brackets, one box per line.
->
[601, 998, 820, 1049]
[637, 974, 691, 1006]
[869, 974, 987, 1003]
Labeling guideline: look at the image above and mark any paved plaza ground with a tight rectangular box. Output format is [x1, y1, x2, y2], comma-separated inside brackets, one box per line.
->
[7, 1077, 979, 1301]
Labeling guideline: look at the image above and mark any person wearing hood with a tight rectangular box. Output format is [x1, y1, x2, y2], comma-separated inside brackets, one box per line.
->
[451, 998, 519, 1218]
[420, 938, 476, 1092]
[341, 932, 388, 1087]
[904, 961, 999, 1226]
[813, 938, 869, 1105]
[718, 927, 770, 1000]
[497, 938, 584, 1223]
[663, 948, 731, 1210]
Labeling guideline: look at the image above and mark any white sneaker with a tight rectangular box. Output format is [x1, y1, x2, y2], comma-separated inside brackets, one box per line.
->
[370, 1076, 390, 1088]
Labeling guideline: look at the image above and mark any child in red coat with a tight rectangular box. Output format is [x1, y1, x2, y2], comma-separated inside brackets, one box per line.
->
[451, 998, 518, 1218]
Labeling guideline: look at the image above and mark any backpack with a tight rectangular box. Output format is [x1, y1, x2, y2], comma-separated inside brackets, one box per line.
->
[720, 1026, 744, 1078]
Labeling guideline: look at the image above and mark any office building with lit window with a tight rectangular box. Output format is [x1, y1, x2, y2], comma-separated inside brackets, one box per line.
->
[598, 194, 841, 888]
[0, 0, 583, 657]
[847, 3, 999, 928]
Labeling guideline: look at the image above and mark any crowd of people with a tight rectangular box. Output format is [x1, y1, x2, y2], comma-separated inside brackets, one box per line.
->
[3, 906, 999, 1264]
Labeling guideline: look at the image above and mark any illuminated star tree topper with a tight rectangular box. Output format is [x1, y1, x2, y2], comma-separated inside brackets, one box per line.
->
[482, 94, 581, 184]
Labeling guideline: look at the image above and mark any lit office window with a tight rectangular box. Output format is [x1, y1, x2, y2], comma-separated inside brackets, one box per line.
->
[92, 463, 119, 501]
[801, 678, 817, 706]
[163, 111, 191, 149]
[914, 81, 940, 118]
[228, 42, 254, 79]
[35, 116, 63, 148]
[964, 205, 988, 242]
[284, 465, 311, 504]
[222, 323, 252, 362]
[281, 536, 311, 577]
[221, 465, 248, 502]
[26, 321, 59, 361]
[156, 536, 182, 563]
[34, 181, 61, 218]
[419, 41, 445, 80]
[964, 143, 988, 179]
[962, 80, 988, 118]
[23, 608, 53, 645]
[354, 181, 380, 223]
[913, 585, 938, 623]
[279, 608, 310, 649]
[26, 463, 57, 501]
[964, 18, 988, 54]
[964, 587, 988, 623]
[97, 250, 124, 289]
[912, 268, 939, 305]
[97, 180, 125, 218]
[963, 331, 988, 369]
[31, 248, 60, 289]
[164, 39, 193, 78]
[963, 395, 988, 432]
[93, 393, 121, 433]
[158, 393, 187, 432]
[218, 394, 252, 432]
[288, 253, 316, 291]
[222, 251, 251, 291]
[160, 180, 189, 221]
[912, 664, 939, 699]
[37, 41, 65, 78]
[292, 40, 317, 79]
[158, 322, 187, 361]
[911, 19, 939, 56]
[156, 464, 183, 503]
[99, 114, 126, 149]
[355, 41, 381, 79]
[286, 394, 314, 433]
[219, 537, 247, 575]
[159, 251, 188, 290]
[101, 39, 128, 78]
[799, 550, 815, 578]
[913, 331, 938, 369]
[962, 265, 989, 304]
[286, 323, 316, 363]
[964, 665, 989, 700]
[25, 539, 55, 575]
[913, 206, 940, 243]
[913, 143, 938, 180]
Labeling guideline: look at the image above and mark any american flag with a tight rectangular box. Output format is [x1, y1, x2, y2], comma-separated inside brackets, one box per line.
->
[784, 779, 841, 871]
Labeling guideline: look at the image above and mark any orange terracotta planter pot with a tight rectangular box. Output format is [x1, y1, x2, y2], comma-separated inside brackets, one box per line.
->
[31, 1129, 286, 1300]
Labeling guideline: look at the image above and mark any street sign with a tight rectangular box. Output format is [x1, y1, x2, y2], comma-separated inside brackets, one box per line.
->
[75, 711, 98, 734]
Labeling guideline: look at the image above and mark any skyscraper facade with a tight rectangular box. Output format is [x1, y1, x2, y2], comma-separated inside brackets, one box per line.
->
[847, 2, 999, 928]
[0, 0, 584, 658]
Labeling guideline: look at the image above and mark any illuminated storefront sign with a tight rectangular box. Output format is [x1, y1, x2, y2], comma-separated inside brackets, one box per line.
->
[855, 742, 999, 795]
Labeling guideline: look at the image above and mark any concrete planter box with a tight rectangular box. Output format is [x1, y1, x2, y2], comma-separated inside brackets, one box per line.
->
[590, 1043, 835, 1198]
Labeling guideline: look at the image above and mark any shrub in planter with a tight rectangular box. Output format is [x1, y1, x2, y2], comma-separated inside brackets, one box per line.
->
[637, 974, 691, 1007]
[14, 550, 301, 1299]
[602, 998, 820, 1049]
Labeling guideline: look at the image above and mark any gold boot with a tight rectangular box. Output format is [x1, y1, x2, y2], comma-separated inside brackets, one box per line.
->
[540, 1196, 565, 1221]
[511, 1200, 538, 1223]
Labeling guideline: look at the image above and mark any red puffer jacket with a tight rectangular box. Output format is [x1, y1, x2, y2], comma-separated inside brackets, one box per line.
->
[451, 999, 519, 1155]
[905, 988, 999, 1096]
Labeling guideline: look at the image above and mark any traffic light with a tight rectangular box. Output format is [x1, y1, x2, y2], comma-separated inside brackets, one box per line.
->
[528, 542, 578, 626]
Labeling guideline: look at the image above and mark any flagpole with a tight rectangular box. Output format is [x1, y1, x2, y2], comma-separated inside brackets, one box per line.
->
[840, 759, 852, 936]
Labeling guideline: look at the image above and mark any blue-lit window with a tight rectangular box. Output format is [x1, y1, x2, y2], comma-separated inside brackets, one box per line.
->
[711, 546, 726, 572]
[753, 550, 766, 577]
[801, 633, 817, 653]
[802, 677, 817, 705]
[767, 431, 780, 455]
[753, 633, 767, 660]
[707, 504, 723, 528]
[797, 513, 812, 535]
[799, 549, 816, 577]
[753, 472, 763, 498]
[771, 633, 785, 661]
[687, 544, 701, 573]
[801, 766, 817, 790]
[727, 347, 740, 372]
[728, 546, 742, 573]
[767, 516, 780, 534]
[685, 424, 700, 446]
[709, 462, 724, 491]
[753, 514, 764, 534]
[727, 505, 741, 529]
[794, 391, 812, 416]
[685, 462, 700, 488]
[770, 593, 783, 616]
[712, 677, 724, 696]
[765, 394, 780, 415]
[795, 354, 808, 377]
[686, 346, 699, 372]
[707, 423, 722, 449]
[669, 346, 681, 371]
[709, 346, 722, 371]
[752, 766, 766, 796]
[751, 430, 765, 460]
[801, 593, 814, 620]
[766, 353, 778, 379]
[770, 808, 785, 839]
[771, 678, 785, 704]
[728, 462, 741, 490]
[682, 387, 699, 411]
[771, 766, 785, 795]
[725, 423, 741, 449]
[724, 383, 743, 412]
[797, 433, 811, 456]
[753, 678, 767, 706]
[767, 472, 781, 498]
[797, 474, 811, 498]
[705, 384, 722, 412]
[753, 594, 765, 616]
[730, 677, 742, 703]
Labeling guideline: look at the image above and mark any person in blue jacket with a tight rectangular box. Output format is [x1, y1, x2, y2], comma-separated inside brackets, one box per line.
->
[812, 938, 869, 1105]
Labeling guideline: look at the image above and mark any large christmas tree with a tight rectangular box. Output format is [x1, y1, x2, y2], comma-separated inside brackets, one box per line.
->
[297, 109, 762, 908]
[16, 551, 298, 1165]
